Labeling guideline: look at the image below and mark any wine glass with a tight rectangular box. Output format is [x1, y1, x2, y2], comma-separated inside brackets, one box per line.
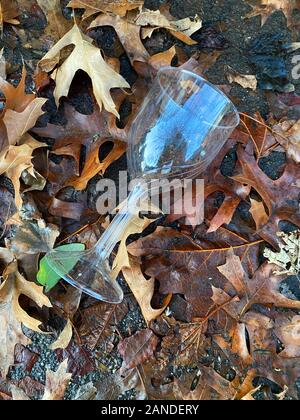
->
[45, 67, 240, 304]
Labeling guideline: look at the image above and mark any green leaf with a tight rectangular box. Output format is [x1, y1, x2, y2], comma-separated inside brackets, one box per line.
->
[37, 243, 85, 292]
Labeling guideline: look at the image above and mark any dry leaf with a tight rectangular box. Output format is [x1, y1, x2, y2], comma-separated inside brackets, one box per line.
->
[3, 98, 47, 146]
[264, 231, 300, 276]
[89, 14, 150, 65]
[0, 136, 46, 210]
[39, 24, 130, 117]
[0, 66, 35, 113]
[0, 247, 14, 264]
[136, 9, 201, 45]
[118, 329, 159, 371]
[0, 0, 19, 33]
[122, 258, 171, 325]
[42, 359, 72, 400]
[233, 145, 300, 249]
[49, 319, 73, 351]
[148, 46, 176, 71]
[245, 0, 299, 27]
[249, 198, 269, 230]
[216, 251, 300, 312]
[67, 138, 126, 191]
[67, 0, 144, 18]
[0, 261, 52, 377]
[273, 119, 300, 163]
[37, 0, 72, 43]
[226, 67, 257, 90]
[275, 315, 300, 358]
[10, 385, 31, 401]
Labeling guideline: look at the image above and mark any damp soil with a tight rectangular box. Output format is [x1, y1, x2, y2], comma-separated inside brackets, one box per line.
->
[2, 0, 300, 400]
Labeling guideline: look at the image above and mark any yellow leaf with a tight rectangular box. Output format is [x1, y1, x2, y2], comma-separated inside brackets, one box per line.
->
[49, 319, 73, 351]
[3, 98, 47, 145]
[122, 258, 172, 325]
[39, 24, 130, 117]
[0, 261, 52, 377]
[67, 0, 144, 19]
[0, 136, 46, 209]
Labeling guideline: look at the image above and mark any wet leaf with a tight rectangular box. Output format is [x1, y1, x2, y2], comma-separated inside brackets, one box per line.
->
[118, 329, 159, 371]
[233, 145, 300, 248]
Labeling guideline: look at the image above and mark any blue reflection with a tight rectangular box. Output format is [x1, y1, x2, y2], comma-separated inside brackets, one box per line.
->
[139, 85, 229, 173]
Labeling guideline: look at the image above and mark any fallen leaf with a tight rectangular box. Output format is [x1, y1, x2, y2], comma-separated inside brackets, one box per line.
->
[233, 145, 300, 248]
[245, 0, 299, 27]
[122, 258, 172, 325]
[10, 385, 31, 401]
[148, 46, 176, 71]
[78, 300, 128, 351]
[39, 24, 130, 117]
[250, 198, 269, 230]
[216, 251, 300, 312]
[273, 119, 300, 163]
[129, 225, 262, 319]
[0, 0, 19, 33]
[67, 138, 126, 191]
[226, 67, 257, 90]
[8, 218, 59, 255]
[264, 231, 300, 276]
[0, 66, 35, 113]
[37, 0, 72, 43]
[118, 329, 159, 371]
[42, 359, 72, 400]
[38, 244, 85, 292]
[89, 14, 150, 65]
[49, 319, 73, 351]
[56, 340, 96, 376]
[0, 136, 46, 210]
[0, 261, 52, 377]
[3, 98, 47, 146]
[275, 315, 300, 358]
[136, 9, 201, 45]
[67, 0, 144, 18]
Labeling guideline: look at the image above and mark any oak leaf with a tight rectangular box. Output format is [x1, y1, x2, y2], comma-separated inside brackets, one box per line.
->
[215, 251, 300, 313]
[67, 0, 144, 18]
[42, 359, 72, 400]
[136, 9, 201, 45]
[67, 137, 126, 191]
[89, 14, 150, 66]
[226, 66, 257, 90]
[37, 0, 72, 43]
[3, 98, 47, 146]
[129, 225, 263, 319]
[49, 320, 73, 351]
[245, 0, 299, 27]
[0, 136, 46, 210]
[0, 0, 19, 33]
[233, 145, 300, 248]
[273, 119, 300, 163]
[118, 329, 159, 371]
[39, 24, 130, 117]
[0, 261, 52, 377]
[275, 315, 300, 358]
[0, 66, 35, 113]
[122, 258, 172, 325]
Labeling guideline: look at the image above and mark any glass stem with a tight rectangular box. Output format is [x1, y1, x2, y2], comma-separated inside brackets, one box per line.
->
[95, 182, 148, 261]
